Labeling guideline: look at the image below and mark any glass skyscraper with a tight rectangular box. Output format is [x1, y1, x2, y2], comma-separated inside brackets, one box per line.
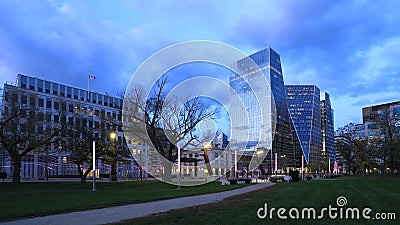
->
[285, 85, 322, 164]
[321, 92, 336, 162]
[230, 47, 299, 169]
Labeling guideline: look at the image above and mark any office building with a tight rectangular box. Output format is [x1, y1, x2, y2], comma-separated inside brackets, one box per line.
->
[0, 74, 136, 179]
[285, 85, 322, 164]
[230, 47, 300, 170]
[321, 92, 336, 162]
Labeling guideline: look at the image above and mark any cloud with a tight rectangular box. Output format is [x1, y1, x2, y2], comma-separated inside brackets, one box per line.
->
[349, 37, 400, 90]
[1, 0, 400, 130]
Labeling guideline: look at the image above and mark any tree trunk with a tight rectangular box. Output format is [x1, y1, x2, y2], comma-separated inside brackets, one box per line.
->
[82, 165, 93, 183]
[163, 162, 173, 182]
[12, 159, 22, 183]
[77, 163, 86, 183]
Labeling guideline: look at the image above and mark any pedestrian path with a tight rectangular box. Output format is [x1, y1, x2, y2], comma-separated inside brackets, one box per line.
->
[1, 182, 274, 225]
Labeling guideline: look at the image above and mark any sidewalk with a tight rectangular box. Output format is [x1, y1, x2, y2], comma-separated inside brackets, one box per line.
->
[1, 182, 274, 225]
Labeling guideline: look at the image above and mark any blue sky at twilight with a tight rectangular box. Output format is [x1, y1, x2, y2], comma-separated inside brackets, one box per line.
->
[1, 0, 400, 129]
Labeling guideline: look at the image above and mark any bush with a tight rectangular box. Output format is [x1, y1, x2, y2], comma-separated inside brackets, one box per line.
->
[229, 179, 237, 184]
[0, 172, 6, 179]
[269, 177, 278, 183]
[289, 170, 301, 182]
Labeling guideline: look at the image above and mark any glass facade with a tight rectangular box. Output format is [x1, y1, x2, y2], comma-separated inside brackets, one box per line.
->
[230, 47, 299, 169]
[321, 92, 336, 162]
[286, 85, 322, 164]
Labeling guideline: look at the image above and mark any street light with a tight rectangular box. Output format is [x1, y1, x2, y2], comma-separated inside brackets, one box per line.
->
[110, 132, 117, 181]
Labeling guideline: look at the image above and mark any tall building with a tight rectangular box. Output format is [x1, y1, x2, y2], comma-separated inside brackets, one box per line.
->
[285, 85, 322, 164]
[321, 92, 336, 162]
[1, 74, 137, 179]
[230, 47, 300, 170]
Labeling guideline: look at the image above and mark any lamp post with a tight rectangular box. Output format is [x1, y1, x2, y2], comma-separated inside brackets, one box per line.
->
[110, 132, 117, 181]
[92, 141, 96, 191]
[234, 150, 237, 178]
[177, 146, 181, 190]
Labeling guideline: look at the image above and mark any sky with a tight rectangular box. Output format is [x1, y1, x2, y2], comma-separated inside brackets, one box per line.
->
[1, 0, 400, 130]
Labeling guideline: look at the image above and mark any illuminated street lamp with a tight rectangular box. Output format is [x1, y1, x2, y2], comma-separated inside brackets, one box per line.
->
[110, 132, 117, 181]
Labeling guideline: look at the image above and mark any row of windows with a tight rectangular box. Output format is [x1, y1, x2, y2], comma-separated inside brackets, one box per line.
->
[4, 91, 121, 121]
[18, 75, 123, 108]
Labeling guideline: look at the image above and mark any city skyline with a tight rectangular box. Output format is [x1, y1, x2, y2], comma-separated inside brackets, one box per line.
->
[1, 1, 400, 129]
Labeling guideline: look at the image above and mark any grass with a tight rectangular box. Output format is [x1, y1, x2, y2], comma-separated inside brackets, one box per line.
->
[0, 180, 248, 222]
[120, 177, 400, 225]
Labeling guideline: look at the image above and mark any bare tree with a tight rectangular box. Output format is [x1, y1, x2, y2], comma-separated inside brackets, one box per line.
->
[335, 123, 358, 175]
[123, 77, 218, 180]
[368, 110, 400, 173]
[0, 90, 64, 183]
[61, 113, 103, 183]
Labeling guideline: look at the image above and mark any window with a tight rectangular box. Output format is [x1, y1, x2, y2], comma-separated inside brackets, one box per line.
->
[68, 117, 74, 125]
[37, 80, 43, 92]
[46, 114, 52, 122]
[21, 95, 27, 105]
[53, 83, 59, 95]
[98, 94, 103, 105]
[95, 109, 99, 117]
[38, 98, 44, 107]
[54, 115, 59, 123]
[60, 115, 66, 124]
[92, 93, 97, 104]
[81, 107, 86, 115]
[54, 101, 59, 110]
[67, 87, 72, 98]
[61, 101, 66, 111]
[46, 99, 52, 109]
[73, 89, 78, 100]
[75, 106, 80, 114]
[29, 77, 35, 90]
[29, 96, 36, 107]
[88, 107, 93, 116]
[45, 81, 51, 93]
[80, 90, 85, 101]
[68, 104, 74, 113]
[109, 97, 114, 107]
[20, 76, 27, 88]
[60, 85, 65, 97]
[104, 96, 109, 106]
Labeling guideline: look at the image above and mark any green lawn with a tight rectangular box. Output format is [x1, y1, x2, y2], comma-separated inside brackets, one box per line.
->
[0, 180, 247, 222]
[122, 177, 400, 225]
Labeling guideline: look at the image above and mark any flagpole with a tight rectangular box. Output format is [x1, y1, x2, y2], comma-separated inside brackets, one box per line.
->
[87, 70, 90, 101]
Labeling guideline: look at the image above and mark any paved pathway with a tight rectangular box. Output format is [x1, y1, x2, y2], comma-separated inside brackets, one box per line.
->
[1, 182, 274, 225]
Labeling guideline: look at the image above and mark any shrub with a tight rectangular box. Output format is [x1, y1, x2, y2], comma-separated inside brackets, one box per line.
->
[0, 172, 7, 179]
[289, 170, 301, 182]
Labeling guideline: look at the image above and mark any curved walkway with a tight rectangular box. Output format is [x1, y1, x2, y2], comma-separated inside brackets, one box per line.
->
[1, 182, 274, 225]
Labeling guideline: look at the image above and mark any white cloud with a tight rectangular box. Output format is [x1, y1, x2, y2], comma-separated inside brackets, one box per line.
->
[349, 36, 400, 88]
